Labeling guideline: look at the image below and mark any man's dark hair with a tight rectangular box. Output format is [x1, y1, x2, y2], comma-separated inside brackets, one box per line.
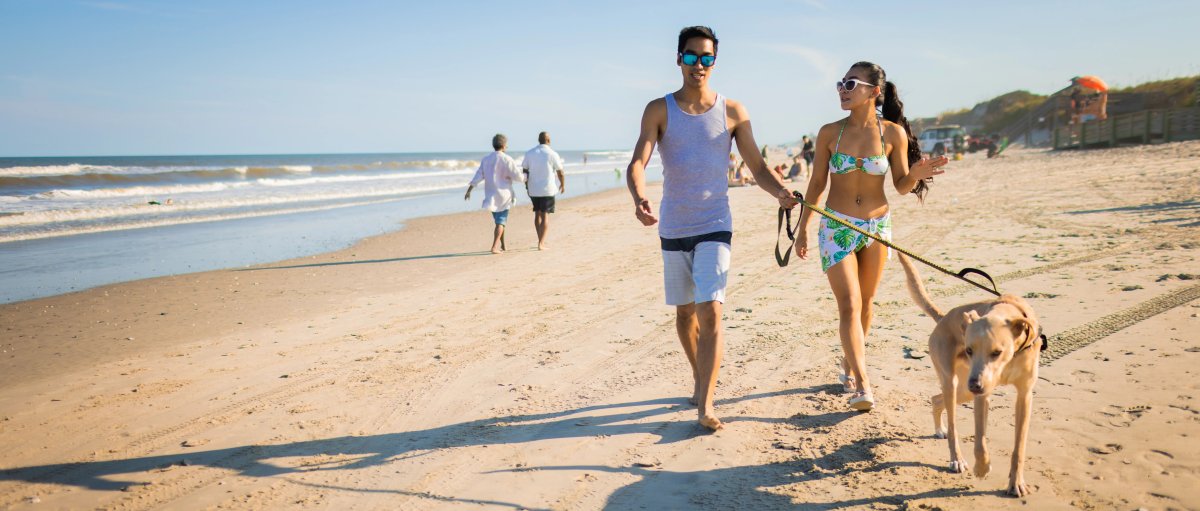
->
[492, 133, 507, 150]
[677, 26, 718, 55]
[538, 131, 550, 144]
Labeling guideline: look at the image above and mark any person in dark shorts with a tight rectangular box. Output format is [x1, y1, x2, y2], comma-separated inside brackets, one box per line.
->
[521, 131, 565, 250]
[624, 25, 797, 430]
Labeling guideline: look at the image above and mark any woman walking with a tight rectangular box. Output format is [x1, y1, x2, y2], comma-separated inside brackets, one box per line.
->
[794, 62, 948, 411]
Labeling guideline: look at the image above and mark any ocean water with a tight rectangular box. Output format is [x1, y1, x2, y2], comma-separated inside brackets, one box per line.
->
[0, 150, 660, 303]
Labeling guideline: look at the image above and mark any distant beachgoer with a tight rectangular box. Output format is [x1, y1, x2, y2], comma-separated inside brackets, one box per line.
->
[802, 135, 815, 168]
[787, 156, 804, 181]
[465, 133, 525, 254]
[625, 25, 797, 430]
[793, 61, 948, 411]
[583, 153, 588, 166]
[734, 160, 756, 186]
[775, 164, 791, 182]
[521, 131, 566, 251]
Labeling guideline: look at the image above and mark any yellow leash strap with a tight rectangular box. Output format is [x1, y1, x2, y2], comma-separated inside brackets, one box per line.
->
[775, 191, 1047, 352]
[778, 191, 1001, 297]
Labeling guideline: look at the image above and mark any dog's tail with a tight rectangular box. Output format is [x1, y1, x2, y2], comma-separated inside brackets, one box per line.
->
[897, 253, 944, 322]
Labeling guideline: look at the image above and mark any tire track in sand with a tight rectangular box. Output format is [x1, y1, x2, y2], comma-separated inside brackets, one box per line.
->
[1041, 283, 1200, 364]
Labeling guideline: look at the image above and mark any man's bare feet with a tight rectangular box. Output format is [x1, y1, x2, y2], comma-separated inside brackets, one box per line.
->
[688, 395, 699, 406]
[490, 247, 503, 254]
[537, 244, 548, 251]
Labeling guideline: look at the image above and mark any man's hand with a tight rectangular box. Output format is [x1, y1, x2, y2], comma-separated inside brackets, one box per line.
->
[777, 187, 799, 210]
[559, 184, 565, 194]
[634, 198, 658, 226]
[464, 190, 471, 201]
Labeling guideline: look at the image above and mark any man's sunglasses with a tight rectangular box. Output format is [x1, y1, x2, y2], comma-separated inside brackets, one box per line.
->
[835, 78, 877, 91]
[680, 52, 716, 68]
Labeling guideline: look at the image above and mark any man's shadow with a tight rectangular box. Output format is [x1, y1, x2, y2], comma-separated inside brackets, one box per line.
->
[1, 387, 819, 503]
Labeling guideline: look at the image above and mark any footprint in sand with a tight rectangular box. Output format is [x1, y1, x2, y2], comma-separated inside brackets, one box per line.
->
[1088, 443, 1123, 455]
[1105, 405, 1151, 428]
[1141, 449, 1177, 474]
[1145, 449, 1175, 461]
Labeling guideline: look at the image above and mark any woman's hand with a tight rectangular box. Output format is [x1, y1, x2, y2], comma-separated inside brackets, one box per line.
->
[909, 155, 949, 181]
[794, 229, 810, 259]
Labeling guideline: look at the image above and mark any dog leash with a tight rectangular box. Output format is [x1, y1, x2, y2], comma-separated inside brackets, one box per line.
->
[775, 190, 1048, 351]
[776, 191, 1000, 296]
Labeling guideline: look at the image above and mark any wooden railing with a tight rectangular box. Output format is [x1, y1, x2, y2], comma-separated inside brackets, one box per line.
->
[1053, 107, 1200, 149]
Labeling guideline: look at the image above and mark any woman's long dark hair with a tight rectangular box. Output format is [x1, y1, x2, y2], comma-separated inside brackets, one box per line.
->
[852, 61, 929, 202]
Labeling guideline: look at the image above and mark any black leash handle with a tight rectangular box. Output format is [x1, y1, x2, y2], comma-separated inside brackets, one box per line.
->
[956, 267, 1001, 296]
[775, 206, 796, 267]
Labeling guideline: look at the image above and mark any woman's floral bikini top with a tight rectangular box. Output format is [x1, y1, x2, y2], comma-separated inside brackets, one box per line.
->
[828, 118, 890, 176]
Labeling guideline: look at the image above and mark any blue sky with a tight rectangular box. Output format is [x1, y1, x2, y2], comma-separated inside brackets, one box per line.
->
[1, 0, 1198, 156]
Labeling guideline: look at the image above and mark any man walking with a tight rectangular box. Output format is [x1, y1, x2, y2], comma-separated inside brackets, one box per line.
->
[465, 134, 524, 254]
[521, 132, 565, 251]
[625, 26, 797, 430]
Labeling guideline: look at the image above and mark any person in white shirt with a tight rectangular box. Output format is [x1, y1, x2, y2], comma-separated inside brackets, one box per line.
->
[465, 134, 525, 254]
[521, 131, 566, 251]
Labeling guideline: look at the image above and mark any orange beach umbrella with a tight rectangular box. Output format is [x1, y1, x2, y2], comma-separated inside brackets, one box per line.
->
[1073, 75, 1108, 92]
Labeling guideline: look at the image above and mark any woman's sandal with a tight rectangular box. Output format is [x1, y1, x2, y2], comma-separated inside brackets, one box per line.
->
[836, 357, 855, 393]
[838, 374, 855, 393]
[849, 391, 875, 412]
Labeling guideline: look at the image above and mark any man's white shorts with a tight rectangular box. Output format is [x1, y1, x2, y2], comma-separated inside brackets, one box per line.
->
[661, 231, 732, 306]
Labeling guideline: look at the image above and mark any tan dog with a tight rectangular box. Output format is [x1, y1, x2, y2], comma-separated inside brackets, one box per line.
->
[897, 254, 1043, 497]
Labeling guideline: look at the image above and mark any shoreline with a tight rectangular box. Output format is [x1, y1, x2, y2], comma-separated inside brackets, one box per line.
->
[1, 143, 1198, 510]
[0, 182, 648, 390]
[0, 164, 655, 304]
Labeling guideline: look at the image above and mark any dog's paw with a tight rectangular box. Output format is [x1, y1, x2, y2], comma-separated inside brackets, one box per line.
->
[933, 428, 947, 439]
[974, 458, 991, 478]
[948, 459, 969, 474]
[1007, 477, 1031, 497]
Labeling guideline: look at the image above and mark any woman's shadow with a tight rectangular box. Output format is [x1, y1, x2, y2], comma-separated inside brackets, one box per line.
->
[497, 408, 979, 510]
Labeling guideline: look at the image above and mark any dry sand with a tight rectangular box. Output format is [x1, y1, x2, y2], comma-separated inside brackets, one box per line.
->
[1, 142, 1199, 510]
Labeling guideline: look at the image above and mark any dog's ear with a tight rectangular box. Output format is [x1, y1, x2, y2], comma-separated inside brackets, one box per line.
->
[1008, 317, 1032, 348]
[960, 310, 980, 334]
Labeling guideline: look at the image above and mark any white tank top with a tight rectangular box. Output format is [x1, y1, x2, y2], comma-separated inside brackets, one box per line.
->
[657, 92, 733, 238]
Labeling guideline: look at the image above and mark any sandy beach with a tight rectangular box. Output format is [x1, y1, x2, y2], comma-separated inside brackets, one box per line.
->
[1, 142, 1198, 510]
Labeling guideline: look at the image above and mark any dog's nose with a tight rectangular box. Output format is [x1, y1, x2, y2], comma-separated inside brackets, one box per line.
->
[968, 378, 983, 394]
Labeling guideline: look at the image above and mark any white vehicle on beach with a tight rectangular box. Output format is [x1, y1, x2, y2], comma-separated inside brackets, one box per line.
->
[918, 125, 967, 157]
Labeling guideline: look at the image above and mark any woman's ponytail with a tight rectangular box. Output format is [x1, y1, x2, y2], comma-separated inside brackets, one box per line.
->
[880, 80, 929, 202]
[854, 60, 931, 203]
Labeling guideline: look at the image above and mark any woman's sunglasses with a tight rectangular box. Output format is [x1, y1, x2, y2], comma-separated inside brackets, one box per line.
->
[680, 52, 716, 68]
[835, 78, 877, 91]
